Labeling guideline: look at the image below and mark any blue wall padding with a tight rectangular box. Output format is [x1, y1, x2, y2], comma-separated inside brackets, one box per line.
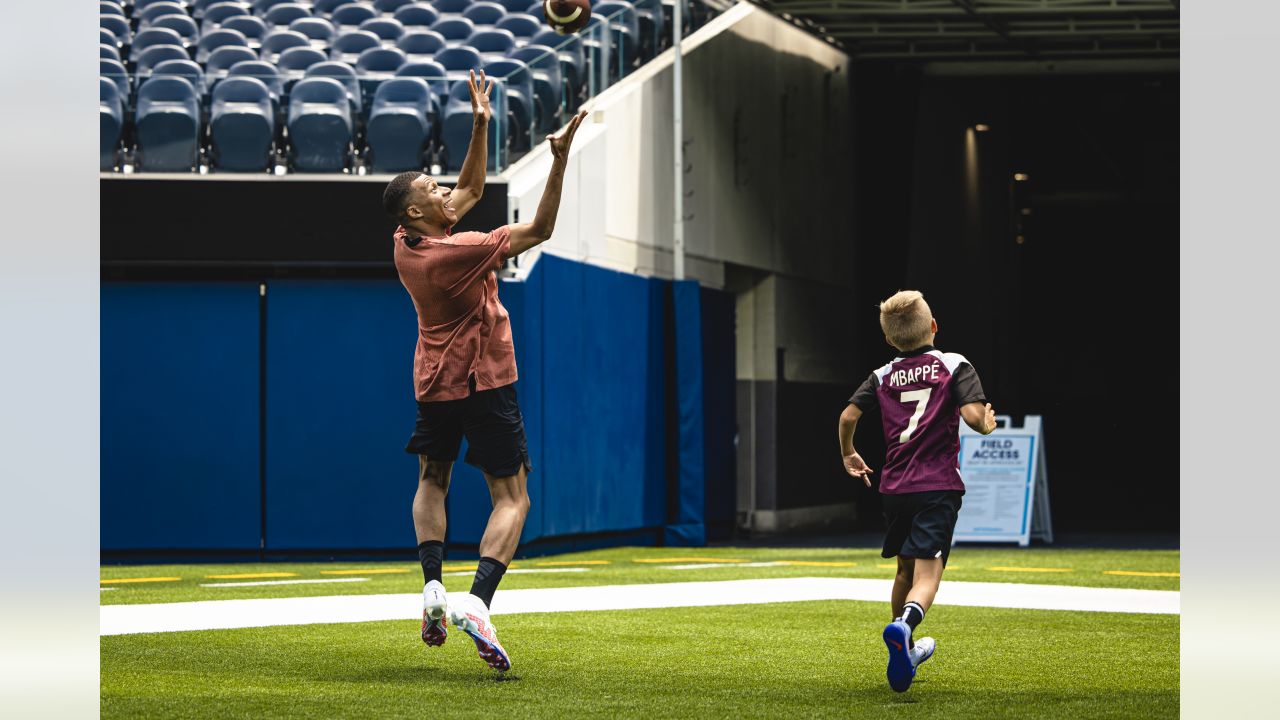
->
[101, 283, 262, 550]
[700, 286, 737, 537]
[263, 280, 421, 549]
[666, 280, 707, 546]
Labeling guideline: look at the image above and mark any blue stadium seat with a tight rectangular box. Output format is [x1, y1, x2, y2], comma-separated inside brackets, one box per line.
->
[101, 2, 126, 17]
[631, 0, 664, 61]
[137, 45, 192, 75]
[254, 0, 303, 13]
[135, 76, 201, 171]
[434, 45, 483, 73]
[210, 77, 276, 171]
[131, 27, 186, 61]
[581, 15, 612, 85]
[360, 18, 407, 43]
[136, 0, 187, 9]
[100, 14, 132, 45]
[509, 44, 563, 134]
[288, 77, 353, 171]
[101, 43, 122, 63]
[330, 30, 380, 63]
[393, 3, 440, 28]
[483, 58, 534, 149]
[138, 2, 189, 27]
[366, 78, 433, 172]
[530, 29, 585, 102]
[395, 60, 449, 114]
[306, 61, 362, 115]
[101, 77, 123, 171]
[332, 3, 377, 32]
[431, 17, 476, 44]
[101, 28, 120, 48]
[193, 0, 230, 19]
[397, 30, 446, 60]
[355, 46, 408, 105]
[495, 0, 533, 13]
[278, 46, 329, 80]
[206, 46, 258, 79]
[227, 60, 285, 100]
[224, 15, 270, 47]
[440, 76, 506, 171]
[496, 14, 540, 43]
[469, 28, 517, 58]
[374, 0, 414, 13]
[197, 28, 251, 64]
[290, 17, 336, 46]
[101, 59, 132, 103]
[433, 0, 471, 12]
[265, 4, 313, 30]
[312, 0, 348, 17]
[593, 2, 639, 76]
[260, 30, 311, 63]
[152, 59, 208, 97]
[151, 15, 201, 45]
[463, 2, 507, 27]
[202, 3, 251, 32]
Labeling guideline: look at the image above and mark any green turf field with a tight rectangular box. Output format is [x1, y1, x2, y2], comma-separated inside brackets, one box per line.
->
[101, 546, 1179, 718]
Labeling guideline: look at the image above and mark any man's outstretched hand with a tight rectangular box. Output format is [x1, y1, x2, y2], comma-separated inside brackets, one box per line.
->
[548, 110, 588, 160]
[468, 69, 493, 123]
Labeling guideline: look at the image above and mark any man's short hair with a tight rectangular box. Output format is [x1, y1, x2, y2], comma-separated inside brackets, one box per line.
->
[382, 172, 424, 219]
[879, 290, 933, 351]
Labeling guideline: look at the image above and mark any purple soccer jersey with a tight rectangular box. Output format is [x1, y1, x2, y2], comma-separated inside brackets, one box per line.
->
[849, 346, 986, 495]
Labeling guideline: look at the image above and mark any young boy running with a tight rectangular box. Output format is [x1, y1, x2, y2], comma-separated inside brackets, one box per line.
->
[837, 290, 997, 692]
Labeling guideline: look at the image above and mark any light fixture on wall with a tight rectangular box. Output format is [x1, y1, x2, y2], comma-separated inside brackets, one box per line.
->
[1014, 172, 1029, 181]
[974, 124, 990, 132]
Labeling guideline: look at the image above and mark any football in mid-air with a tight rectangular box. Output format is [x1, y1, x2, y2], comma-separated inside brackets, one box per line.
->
[543, 0, 591, 35]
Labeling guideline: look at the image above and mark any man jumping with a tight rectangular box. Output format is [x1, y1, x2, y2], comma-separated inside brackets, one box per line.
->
[381, 69, 587, 672]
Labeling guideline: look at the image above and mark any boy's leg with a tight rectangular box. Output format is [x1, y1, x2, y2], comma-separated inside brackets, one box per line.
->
[892, 556, 915, 619]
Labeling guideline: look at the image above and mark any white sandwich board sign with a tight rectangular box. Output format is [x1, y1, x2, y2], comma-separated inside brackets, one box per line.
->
[954, 415, 1052, 547]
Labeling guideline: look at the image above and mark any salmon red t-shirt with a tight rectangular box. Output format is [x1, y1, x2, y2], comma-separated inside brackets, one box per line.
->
[393, 225, 517, 402]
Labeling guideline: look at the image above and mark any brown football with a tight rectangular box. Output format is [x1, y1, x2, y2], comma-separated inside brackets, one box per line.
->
[543, 0, 591, 35]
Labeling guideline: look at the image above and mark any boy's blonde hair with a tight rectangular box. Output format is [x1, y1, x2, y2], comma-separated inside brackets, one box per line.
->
[879, 290, 934, 351]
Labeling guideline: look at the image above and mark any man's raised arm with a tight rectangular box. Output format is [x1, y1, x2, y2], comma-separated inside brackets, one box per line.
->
[506, 110, 588, 258]
[449, 69, 493, 221]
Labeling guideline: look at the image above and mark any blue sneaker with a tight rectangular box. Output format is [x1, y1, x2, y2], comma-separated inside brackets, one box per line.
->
[883, 620, 915, 692]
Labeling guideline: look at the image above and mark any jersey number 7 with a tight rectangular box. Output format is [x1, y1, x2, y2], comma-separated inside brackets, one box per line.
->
[899, 389, 932, 443]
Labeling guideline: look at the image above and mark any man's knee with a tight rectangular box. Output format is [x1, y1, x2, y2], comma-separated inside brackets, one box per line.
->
[419, 457, 452, 492]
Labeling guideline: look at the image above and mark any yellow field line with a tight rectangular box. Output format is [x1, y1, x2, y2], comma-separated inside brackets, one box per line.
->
[442, 565, 478, 572]
[320, 569, 411, 575]
[536, 560, 612, 566]
[877, 563, 962, 569]
[99, 577, 181, 585]
[632, 557, 746, 564]
[1104, 570, 1180, 578]
[779, 561, 856, 567]
[205, 572, 298, 579]
[988, 566, 1072, 573]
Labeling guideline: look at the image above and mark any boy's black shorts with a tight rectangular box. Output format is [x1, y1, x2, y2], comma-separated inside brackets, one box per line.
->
[881, 490, 964, 567]
[404, 383, 532, 478]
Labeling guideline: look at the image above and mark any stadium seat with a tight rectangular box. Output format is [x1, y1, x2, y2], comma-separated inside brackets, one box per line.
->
[210, 76, 276, 171]
[290, 17, 336, 46]
[101, 43, 122, 63]
[227, 60, 285, 101]
[151, 15, 201, 45]
[483, 58, 534, 149]
[138, 2, 189, 27]
[434, 45, 483, 73]
[463, 2, 507, 27]
[593, 2, 639, 76]
[101, 28, 120, 48]
[366, 78, 433, 172]
[206, 46, 258, 79]
[496, 14, 541, 43]
[397, 30, 447, 60]
[393, 3, 440, 28]
[151, 59, 208, 97]
[330, 30, 380, 63]
[260, 30, 311, 63]
[395, 60, 449, 114]
[440, 76, 506, 171]
[137, 45, 193, 75]
[509, 44, 563, 134]
[278, 46, 329, 80]
[332, 3, 378, 32]
[355, 46, 408, 105]
[306, 61, 362, 115]
[374, 0, 415, 14]
[101, 58, 132, 102]
[360, 18, 407, 44]
[631, 0, 664, 61]
[530, 29, 585, 102]
[581, 15, 613, 85]
[470, 28, 517, 59]
[254, 0, 302, 13]
[265, 4, 313, 30]
[431, 17, 476, 44]
[288, 77, 353, 171]
[193, 0, 231, 19]
[131, 27, 186, 62]
[135, 0, 187, 9]
[201, 3, 251, 32]
[312, 0, 347, 17]
[197, 28, 251, 64]
[224, 15, 270, 47]
[100, 2, 126, 17]
[495, 0, 533, 13]
[433, 0, 471, 12]
[135, 76, 201, 171]
[100, 15, 132, 45]
[101, 77, 123, 171]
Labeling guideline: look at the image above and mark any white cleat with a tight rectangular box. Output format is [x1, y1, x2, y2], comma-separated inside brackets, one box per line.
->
[448, 592, 511, 671]
[421, 580, 448, 647]
[910, 637, 936, 667]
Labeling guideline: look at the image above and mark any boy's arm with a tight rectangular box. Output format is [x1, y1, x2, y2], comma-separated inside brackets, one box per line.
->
[960, 402, 998, 435]
[838, 403, 875, 488]
[506, 110, 587, 257]
[449, 70, 493, 221]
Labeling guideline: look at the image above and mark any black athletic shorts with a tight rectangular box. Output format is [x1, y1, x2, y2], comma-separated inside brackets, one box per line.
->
[881, 490, 963, 567]
[404, 383, 532, 478]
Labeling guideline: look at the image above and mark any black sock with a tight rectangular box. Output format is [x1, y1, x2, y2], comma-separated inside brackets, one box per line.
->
[899, 601, 925, 632]
[470, 556, 508, 608]
[417, 540, 444, 585]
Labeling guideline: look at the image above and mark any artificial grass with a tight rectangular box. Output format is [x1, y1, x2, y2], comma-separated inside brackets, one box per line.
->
[101, 599, 1178, 719]
[100, 546, 1180, 605]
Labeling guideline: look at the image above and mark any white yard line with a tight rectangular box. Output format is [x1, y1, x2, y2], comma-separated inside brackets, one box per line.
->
[100, 577, 1179, 636]
[200, 578, 370, 588]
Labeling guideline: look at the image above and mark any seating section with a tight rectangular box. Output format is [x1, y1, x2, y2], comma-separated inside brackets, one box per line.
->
[99, 0, 708, 173]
